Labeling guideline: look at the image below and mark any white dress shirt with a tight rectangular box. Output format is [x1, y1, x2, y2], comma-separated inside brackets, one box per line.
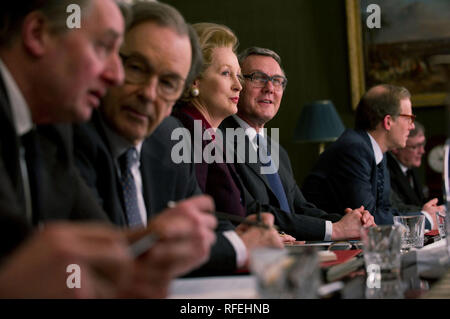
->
[0, 59, 34, 222]
[0, 59, 33, 135]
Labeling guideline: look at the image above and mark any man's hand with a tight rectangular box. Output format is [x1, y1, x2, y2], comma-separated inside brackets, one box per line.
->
[121, 195, 217, 298]
[344, 205, 376, 228]
[332, 206, 376, 240]
[279, 232, 296, 244]
[422, 198, 446, 230]
[0, 223, 133, 299]
[235, 213, 283, 268]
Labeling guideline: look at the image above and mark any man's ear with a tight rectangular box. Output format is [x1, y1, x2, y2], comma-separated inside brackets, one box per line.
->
[21, 12, 51, 57]
[383, 114, 393, 131]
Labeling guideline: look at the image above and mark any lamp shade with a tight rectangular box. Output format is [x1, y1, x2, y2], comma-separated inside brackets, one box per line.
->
[293, 100, 345, 143]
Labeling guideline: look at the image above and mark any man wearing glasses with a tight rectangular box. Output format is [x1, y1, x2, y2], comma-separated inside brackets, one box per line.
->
[387, 121, 444, 217]
[303, 84, 440, 229]
[220, 47, 376, 241]
[72, 1, 222, 281]
[73, 1, 203, 226]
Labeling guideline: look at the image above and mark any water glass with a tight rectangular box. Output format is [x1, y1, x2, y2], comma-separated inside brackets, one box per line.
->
[360, 225, 404, 299]
[250, 247, 321, 299]
[393, 215, 425, 252]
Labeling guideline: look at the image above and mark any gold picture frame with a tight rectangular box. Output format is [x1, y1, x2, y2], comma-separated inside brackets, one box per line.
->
[346, 0, 450, 110]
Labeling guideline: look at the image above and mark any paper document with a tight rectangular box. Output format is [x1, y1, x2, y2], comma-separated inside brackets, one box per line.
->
[168, 275, 258, 299]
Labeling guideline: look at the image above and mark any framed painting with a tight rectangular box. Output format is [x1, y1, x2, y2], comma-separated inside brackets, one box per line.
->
[346, 0, 450, 109]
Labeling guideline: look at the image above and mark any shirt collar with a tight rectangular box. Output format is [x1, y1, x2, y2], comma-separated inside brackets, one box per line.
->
[0, 59, 33, 136]
[233, 115, 265, 148]
[391, 153, 409, 174]
[367, 132, 384, 165]
[99, 113, 143, 161]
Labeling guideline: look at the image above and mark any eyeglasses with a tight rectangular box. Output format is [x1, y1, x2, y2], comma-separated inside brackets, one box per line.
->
[243, 71, 287, 90]
[119, 53, 185, 101]
[397, 113, 416, 124]
[405, 141, 426, 151]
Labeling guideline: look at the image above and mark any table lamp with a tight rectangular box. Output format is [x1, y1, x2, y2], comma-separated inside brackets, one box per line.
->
[293, 100, 345, 154]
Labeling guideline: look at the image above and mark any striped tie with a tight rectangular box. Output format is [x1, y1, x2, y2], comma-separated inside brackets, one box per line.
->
[119, 148, 143, 228]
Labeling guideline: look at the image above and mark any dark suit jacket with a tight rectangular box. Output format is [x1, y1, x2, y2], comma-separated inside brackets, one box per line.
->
[387, 151, 424, 212]
[220, 116, 341, 240]
[0, 73, 108, 261]
[73, 111, 202, 225]
[172, 106, 248, 217]
[73, 111, 239, 275]
[302, 129, 430, 228]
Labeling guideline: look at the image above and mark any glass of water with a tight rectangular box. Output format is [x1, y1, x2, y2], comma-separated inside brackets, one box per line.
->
[393, 215, 425, 253]
[361, 225, 404, 299]
[250, 247, 321, 299]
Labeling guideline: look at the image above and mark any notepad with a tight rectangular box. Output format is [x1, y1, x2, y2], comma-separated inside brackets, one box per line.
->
[318, 250, 337, 263]
[320, 249, 362, 268]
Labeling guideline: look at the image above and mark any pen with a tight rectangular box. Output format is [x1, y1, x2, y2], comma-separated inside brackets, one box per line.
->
[214, 211, 275, 230]
[167, 200, 276, 230]
[129, 233, 159, 258]
[129, 201, 182, 258]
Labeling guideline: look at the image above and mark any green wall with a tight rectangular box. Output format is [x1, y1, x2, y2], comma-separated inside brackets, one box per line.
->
[165, 0, 446, 189]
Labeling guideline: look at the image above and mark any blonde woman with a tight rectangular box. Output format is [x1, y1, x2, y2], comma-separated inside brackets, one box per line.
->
[173, 23, 289, 273]
[173, 23, 246, 217]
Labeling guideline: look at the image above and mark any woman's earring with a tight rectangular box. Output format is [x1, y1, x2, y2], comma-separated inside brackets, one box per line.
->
[191, 87, 199, 97]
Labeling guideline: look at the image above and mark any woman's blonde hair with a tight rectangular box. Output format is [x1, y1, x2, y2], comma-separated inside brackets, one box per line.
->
[180, 22, 238, 101]
[194, 22, 238, 73]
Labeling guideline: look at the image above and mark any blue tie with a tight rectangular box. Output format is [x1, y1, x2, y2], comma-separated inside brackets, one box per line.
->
[119, 148, 143, 228]
[376, 158, 385, 213]
[255, 134, 291, 213]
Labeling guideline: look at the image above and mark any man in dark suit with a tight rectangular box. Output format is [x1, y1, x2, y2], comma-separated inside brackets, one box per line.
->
[0, 0, 216, 297]
[303, 84, 444, 229]
[387, 121, 439, 213]
[220, 46, 375, 241]
[73, 2, 280, 275]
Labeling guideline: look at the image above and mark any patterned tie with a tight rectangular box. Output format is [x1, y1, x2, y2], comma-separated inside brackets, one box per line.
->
[255, 134, 291, 213]
[119, 148, 143, 228]
[376, 159, 385, 212]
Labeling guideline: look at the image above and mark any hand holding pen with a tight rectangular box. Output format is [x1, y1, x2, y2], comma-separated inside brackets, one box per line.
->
[121, 195, 217, 298]
[235, 213, 284, 268]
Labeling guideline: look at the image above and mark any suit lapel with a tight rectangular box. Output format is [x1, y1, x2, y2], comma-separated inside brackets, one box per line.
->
[387, 152, 422, 205]
[357, 130, 380, 202]
[221, 116, 277, 196]
[90, 111, 128, 225]
[411, 169, 424, 203]
[0, 75, 26, 214]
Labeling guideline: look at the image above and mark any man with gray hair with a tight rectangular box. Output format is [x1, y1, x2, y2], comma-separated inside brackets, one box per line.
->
[220, 46, 376, 241]
[303, 84, 444, 228]
[387, 121, 440, 213]
[0, 0, 216, 298]
[74, 2, 275, 276]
